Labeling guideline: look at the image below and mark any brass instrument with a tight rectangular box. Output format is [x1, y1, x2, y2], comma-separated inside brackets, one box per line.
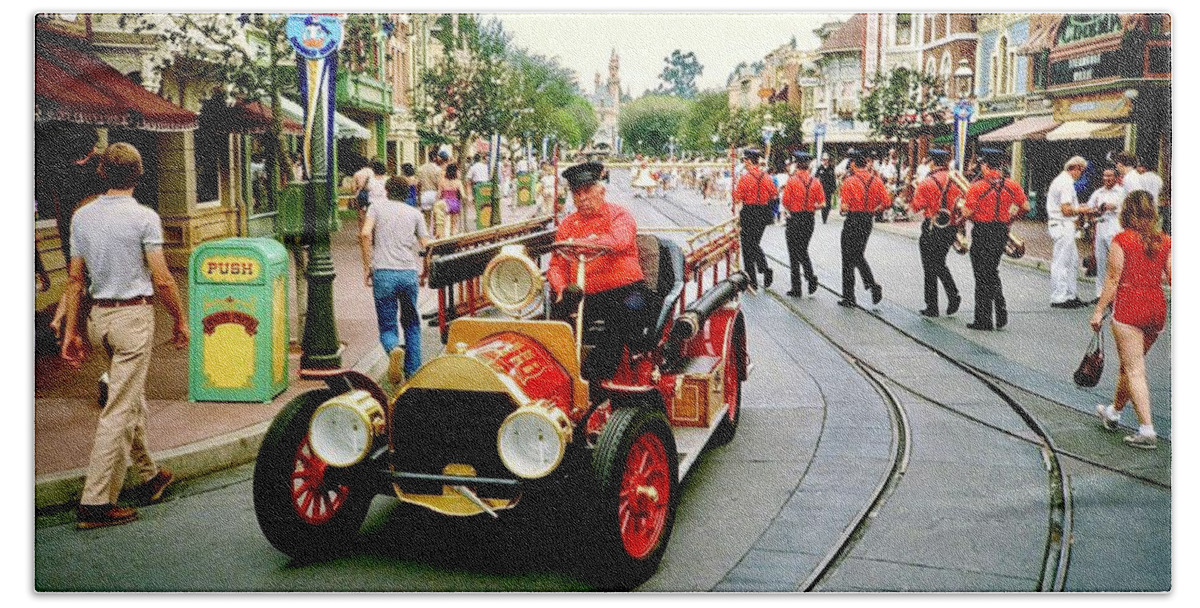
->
[952, 225, 970, 254]
[1004, 233, 1026, 259]
[944, 171, 972, 252]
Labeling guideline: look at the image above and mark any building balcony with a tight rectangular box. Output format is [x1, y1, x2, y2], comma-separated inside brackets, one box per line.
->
[336, 69, 392, 116]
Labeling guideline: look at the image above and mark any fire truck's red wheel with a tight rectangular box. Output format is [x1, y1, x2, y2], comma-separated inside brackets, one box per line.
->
[591, 407, 679, 589]
[253, 389, 373, 561]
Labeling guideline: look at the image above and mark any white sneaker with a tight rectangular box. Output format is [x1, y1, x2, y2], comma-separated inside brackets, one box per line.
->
[387, 347, 406, 385]
[1123, 432, 1157, 450]
[1095, 404, 1120, 432]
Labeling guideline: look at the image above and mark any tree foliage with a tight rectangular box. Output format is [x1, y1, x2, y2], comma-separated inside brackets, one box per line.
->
[618, 94, 692, 157]
[416, 18, 597, 156]
[857, 67, 948, 150]
[113, 13, 299, 194]
[415, 15, 514, 158]
[679, 91, 730, 154]
[656, 49, 704, 98]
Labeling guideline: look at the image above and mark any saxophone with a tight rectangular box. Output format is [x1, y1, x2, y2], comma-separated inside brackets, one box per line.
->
[943, 170, 1026, 258]
[945, 171, 971, 254]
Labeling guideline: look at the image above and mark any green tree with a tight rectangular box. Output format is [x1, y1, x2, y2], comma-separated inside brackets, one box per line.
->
[752, 103, 806, 170]
[416, 16, 517, 161]
[657, 49, 704, 98]
[505, 48, 596, 154]
[564, 97, 599, 147]
[857, 66, 947, 157]
[618, 94, 693, 156]
[680, 91, 731, 154]
[115, 13, 302, 206]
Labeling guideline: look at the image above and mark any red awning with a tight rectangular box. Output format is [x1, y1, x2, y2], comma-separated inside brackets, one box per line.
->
[35, 36, 197, 132]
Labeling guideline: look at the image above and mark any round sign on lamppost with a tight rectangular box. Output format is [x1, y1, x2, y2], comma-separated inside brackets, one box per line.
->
[286, 15, 343, 60]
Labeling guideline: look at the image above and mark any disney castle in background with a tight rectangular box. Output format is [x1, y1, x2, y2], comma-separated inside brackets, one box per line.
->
[589, 49, 623, 152]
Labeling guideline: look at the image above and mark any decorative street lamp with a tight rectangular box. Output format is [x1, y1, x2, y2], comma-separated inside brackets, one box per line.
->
[952, 58, 975, 172]
[286, 14, 344, 370]
[761, 112, 778, 167]
[814, 122, 827, 164]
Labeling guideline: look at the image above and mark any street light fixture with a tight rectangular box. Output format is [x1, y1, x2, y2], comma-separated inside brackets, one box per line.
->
[951, 59, 975, 171]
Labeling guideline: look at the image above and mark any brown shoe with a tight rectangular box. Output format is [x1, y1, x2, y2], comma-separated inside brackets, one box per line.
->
[143, 467, 174, 503]
[77, 504, 138, 530]
[387, 347, 406, 385]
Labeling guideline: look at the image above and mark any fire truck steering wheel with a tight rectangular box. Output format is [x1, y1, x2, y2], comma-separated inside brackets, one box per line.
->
[550, 239, 614, 264]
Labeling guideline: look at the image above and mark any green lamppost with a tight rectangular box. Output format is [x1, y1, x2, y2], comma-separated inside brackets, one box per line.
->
[287, 14, 343, 370]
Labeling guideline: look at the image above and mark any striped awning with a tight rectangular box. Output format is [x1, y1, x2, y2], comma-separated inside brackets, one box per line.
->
[979, 115, 1060, 142]
[1044, 121, 1125, 142]
[278, 97, 372, 140]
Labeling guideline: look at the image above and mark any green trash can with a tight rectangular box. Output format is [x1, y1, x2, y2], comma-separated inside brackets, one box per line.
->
[516, 172, 535, 206]
[188, 238, 290, 402]
[474, 182, 495, 229]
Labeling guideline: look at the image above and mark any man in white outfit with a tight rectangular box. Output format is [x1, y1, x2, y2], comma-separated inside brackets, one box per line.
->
[1085, 168, 1125, 300]
[1113, 151, 1146, 200]
[1046, 156, 1088, 309]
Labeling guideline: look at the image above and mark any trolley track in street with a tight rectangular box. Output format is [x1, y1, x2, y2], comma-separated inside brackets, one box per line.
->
[643, 187, 1074, 590]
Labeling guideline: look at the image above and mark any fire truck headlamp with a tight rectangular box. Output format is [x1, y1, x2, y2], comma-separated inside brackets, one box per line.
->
[497, 403, 571, 479]
[309, 390, 384, 468]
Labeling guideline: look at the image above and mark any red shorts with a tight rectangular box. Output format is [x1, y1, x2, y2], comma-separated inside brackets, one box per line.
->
[1113, 287, 1166, 343]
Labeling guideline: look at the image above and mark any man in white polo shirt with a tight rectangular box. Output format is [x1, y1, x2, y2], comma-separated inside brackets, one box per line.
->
[61, 142, 188, 529]
[1085, 168, 1126, 301]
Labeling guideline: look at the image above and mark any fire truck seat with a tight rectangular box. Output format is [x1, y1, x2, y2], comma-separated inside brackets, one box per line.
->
[635, 234, 685, 338]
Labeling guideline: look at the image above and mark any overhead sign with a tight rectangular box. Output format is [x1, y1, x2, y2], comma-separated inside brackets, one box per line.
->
[1056, 14, 1122, 46]
[286, 14, 343, 60]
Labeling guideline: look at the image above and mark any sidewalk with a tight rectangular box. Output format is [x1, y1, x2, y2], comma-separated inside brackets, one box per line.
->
[33, 220, 442, 511]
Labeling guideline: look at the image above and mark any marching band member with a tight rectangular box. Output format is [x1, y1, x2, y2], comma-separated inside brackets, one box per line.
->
[733, 148, 777, 291]
[909, 149, 963, 317]
[781, 151, 825, 297]
[837, 148, 889, 307]
[961, 148, 1029, 331]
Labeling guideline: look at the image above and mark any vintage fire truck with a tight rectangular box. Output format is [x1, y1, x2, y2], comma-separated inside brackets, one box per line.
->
[252, 215, 749, 588]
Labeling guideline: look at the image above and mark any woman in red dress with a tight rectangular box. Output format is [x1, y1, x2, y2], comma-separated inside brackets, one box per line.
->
[1090, 191, 1171, 449]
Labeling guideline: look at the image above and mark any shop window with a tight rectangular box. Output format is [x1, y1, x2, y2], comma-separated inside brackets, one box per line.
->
[895, 14, 912, 46]
[1146, 43, 1170, 76]
[991, 35, 1011, 96]
[1032, 50, 1049, 89]
[195, 96, 229, 205]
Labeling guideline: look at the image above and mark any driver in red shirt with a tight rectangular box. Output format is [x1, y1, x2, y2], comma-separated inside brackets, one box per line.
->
[549, 162, 654, 380]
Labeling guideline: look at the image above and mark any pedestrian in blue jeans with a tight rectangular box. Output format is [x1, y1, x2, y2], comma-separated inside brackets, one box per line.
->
[360, 176, 430, 383]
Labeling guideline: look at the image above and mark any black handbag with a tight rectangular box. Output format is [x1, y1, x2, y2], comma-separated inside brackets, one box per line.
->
[1073, 328, 1105, 388]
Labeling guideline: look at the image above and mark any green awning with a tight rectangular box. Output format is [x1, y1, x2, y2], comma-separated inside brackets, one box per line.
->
[932, 117, 1015, 144]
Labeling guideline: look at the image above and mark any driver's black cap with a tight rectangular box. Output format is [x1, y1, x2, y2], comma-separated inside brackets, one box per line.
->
[928, 149, 951, 165]
[562, 162, 604, 192]
[979, 147, 1007, 165]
